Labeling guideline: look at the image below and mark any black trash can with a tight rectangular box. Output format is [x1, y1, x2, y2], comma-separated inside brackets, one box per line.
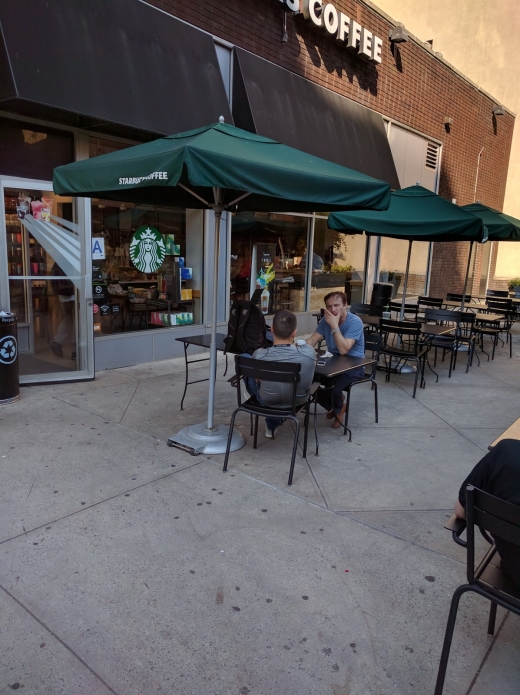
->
[370, 282, 394, 309]
[0, 312, 20, 404]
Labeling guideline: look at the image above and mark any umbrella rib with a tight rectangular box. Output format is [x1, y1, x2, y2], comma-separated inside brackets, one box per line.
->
[178, 183, 211, 206]
[225, 191, 252, 208]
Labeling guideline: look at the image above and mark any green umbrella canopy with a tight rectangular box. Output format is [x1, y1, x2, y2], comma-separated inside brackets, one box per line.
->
[462, 202, 520, 241]
[53, 122, 391, 213]
[328, 185, 487, 241]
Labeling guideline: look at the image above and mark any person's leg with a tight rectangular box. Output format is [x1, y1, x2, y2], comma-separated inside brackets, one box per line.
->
[332, 367, 365, 413]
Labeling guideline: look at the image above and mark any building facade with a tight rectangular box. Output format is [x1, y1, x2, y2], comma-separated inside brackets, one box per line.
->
[373, 0, 520, 289]
[0, 0, 514, 381]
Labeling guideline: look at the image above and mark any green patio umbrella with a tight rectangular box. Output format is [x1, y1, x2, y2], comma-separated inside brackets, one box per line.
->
[456, 203, 520, 303]
[463, 203, 520, 241]
[328, 185, 488, 315]
[53, 119, 391, 455]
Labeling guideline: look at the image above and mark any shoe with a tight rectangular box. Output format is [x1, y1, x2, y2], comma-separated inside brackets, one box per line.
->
[265, 423, 281, 439]
[332, 403, 347, 429]
[51, 341, 63, 358]
[71, 351, 76, 360]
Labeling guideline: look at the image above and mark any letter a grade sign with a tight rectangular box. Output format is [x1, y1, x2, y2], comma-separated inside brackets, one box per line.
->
[92, 237, 105, 260]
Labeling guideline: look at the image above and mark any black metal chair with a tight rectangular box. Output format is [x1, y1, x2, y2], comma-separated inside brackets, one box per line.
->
[340, 332, 381, 440]
[416, 295, 443, 320]
[446, 293, 473, 304]
[486, 298, 515, 356]
[350, 302, 383, 317]
[378, 318, 430, 398]
[389, 301, 419, 321]
[350, 303, 382, 333]
[434, 486, 520, 695]
[486, 288, 509, 298]
[473, 298, 513, 360]
[423, 308, 473, 379]
[223, 356, 320, 486]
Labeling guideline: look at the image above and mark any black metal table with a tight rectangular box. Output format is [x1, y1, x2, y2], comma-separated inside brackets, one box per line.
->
[175, 333, 228, 410]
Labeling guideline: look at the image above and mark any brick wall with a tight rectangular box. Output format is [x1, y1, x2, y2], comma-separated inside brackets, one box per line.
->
[150, 0, 514, 297]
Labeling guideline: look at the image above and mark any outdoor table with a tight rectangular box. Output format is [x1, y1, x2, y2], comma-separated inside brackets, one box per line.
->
[489, 418, 520, 449]
[474, 312, 502, 323]
[361, 314, 455, 336]
[313, 353, 376, 437]
[443, 300, 485, 310]
[176, 333, 228, 410]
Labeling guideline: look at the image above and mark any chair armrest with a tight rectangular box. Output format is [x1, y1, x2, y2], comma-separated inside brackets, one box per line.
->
[444, 513, 467, 547]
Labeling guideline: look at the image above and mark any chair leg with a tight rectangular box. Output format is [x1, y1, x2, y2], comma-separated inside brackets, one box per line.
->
[302, 405, 310, 458]
[313, 397, 319, 457]
[373, 381, 378, 423]
[509, 332, 513, 358]
[412, 359, 420, 398]
[420, 356, 427, 389]
[426, 358, 439, 382]
[487, 601, 498, 636]
[448, 348, 454, 378]
[288, 417, 300, 486]
[249, 413, 254, 436]
[492, 334, 497, 360]
[253, 415, 259, 449]
[434, 585, 468, 695]
[223, 409, 240, 472]
[343, 387, 352, 437]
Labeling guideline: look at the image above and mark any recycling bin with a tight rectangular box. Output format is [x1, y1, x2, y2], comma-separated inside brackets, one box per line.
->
[0, 312, 20, 404]
[370, 282, 394, 309]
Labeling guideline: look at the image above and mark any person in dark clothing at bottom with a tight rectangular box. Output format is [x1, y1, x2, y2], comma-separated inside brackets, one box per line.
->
[455, 438, 520, 588]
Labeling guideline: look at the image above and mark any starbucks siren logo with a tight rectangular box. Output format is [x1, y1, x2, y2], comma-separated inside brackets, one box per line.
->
[129, 226, 166, 273]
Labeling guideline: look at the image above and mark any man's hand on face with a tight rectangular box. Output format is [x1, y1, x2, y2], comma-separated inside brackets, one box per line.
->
[323, 308, 339, 330]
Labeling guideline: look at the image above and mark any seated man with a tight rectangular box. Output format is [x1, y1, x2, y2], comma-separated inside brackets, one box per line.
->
[306, 291, 364, 428]
[455, 438, 520, 588]
[245, 310, 316, 438]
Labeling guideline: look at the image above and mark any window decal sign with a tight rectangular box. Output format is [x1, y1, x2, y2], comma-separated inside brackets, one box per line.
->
[0, 335, 17, 364]
[129, 226, 166, 273]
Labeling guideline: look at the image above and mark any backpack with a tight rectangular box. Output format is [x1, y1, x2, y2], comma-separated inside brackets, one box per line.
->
[224, 300, 270, 355]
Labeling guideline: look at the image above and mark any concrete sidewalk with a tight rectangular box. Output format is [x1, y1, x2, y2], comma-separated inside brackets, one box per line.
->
[1, 331, 519, 694]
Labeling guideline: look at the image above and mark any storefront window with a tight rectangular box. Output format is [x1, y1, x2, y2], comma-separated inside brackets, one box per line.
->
[378, 238, 430, 299]
[91, 201, 201, 334]
[230, 212, 310, 314]
[310, 217, 367, 310]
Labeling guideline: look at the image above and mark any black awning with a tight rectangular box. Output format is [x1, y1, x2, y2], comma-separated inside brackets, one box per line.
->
[233, 48, 400, 189]
[0, 0, 232, 136]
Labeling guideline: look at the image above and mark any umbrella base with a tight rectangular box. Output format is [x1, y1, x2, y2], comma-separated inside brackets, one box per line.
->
[167, 422, 246, 455]
[398, 363, 417, 373]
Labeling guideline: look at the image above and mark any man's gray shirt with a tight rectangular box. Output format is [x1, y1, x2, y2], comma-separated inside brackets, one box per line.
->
[252, 344, 316, 407]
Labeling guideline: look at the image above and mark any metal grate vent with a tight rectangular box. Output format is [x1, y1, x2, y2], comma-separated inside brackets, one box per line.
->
[425, 142, 439, 170]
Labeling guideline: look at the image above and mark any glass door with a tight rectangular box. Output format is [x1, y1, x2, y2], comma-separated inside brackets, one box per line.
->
[0, 178, 94, 383]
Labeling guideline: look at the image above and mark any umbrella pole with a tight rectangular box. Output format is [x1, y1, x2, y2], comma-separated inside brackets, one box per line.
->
[460, 241, 474, 311]
[399, 240, 413, 321]
[395, 240, 416, 374]
[206, 208, 222, 430]
[167, 195, 245, 455]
